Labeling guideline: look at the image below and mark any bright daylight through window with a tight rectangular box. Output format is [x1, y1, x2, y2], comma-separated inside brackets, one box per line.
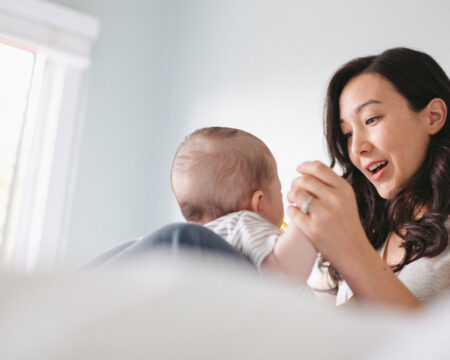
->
[0, 0, 98, 272]
[0, 41, 35, 250]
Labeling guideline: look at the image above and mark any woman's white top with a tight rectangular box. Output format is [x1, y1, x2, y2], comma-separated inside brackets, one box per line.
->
[336, 217, 450, 306]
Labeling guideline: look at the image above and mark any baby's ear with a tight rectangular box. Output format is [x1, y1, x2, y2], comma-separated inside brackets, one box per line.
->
[249, 190, 264, 213]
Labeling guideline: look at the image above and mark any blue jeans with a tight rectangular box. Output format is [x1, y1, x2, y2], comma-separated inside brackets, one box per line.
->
[85, 223, 253, 269]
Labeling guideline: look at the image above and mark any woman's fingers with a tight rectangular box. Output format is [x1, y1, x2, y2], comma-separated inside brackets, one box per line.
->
[297, 161, 343, 188]
[287, 203, 324, 241]
[286, 188, 310, 208]
[288, 174, 333, 202]
[287, 205, 310, 230]
[286, 190, 319, 215]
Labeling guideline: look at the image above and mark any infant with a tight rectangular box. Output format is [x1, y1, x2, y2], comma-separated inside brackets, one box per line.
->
[171, 126, 316, 281]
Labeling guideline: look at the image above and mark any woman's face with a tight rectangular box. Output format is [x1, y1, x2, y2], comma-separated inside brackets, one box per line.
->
[339, 73, 431, 199]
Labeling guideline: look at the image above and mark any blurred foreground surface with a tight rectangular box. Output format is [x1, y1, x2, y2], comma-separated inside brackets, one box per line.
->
[0, 251, 448, 360]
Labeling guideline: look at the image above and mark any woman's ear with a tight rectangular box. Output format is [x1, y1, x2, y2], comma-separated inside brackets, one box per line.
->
[249, 190, 264, 214]
[424, 98, 447, 135]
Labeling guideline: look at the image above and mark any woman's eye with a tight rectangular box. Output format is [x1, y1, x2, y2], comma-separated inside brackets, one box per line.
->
[365, 116, 379, 125]
[344, 132, 352, 140]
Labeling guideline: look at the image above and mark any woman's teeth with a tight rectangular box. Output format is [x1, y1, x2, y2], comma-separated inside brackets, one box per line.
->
[369, 161, 388, 173]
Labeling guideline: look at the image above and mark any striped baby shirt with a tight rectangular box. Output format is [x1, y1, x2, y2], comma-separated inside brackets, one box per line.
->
[204, 210, 280, 270]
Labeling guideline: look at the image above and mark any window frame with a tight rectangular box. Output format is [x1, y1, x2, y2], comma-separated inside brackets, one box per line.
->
[0, 0, 99, 272]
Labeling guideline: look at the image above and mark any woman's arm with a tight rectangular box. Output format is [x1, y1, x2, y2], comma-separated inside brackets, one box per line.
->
[310, 270, 338, 305]
[338, 240, 423, 309]
[287, 161, 423, 310]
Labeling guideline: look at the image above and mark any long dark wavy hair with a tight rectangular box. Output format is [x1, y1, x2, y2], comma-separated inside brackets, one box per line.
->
[323, 47, 450, 283]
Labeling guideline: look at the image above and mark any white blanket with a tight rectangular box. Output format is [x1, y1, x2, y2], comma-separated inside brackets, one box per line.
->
[0, 251, 447, 359]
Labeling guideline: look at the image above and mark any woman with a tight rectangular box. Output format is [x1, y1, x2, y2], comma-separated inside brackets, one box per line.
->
[287, 47, 450, 309]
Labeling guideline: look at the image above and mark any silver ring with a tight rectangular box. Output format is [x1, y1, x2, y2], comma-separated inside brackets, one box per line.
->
[300, 194, 315, 214]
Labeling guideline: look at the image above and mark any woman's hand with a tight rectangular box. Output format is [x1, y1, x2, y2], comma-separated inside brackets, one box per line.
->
[287, 161, 422, 309]
[286, 161, 369, 272]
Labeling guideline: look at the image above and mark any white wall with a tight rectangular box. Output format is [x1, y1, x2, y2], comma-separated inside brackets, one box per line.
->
[46, 0, 450, 267]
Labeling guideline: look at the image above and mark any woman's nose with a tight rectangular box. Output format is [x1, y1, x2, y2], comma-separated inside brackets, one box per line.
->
[350, 130, 371, 156]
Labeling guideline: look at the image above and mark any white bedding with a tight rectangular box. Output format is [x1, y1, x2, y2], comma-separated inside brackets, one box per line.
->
[0, 251, 447, 359]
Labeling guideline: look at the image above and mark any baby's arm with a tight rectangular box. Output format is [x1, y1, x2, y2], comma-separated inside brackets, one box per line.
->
[261, 223, 317, 282]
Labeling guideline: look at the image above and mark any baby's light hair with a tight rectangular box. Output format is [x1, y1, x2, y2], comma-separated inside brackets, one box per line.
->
[171, 127, 276, 223]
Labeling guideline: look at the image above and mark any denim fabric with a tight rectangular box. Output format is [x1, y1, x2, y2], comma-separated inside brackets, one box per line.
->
[85, 223, 253, 269]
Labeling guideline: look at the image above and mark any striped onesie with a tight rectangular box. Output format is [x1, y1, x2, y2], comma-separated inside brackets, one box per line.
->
[204, 210, 280, 270]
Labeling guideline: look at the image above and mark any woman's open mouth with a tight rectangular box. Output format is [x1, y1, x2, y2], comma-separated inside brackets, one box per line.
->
[366, 161, 388, 181]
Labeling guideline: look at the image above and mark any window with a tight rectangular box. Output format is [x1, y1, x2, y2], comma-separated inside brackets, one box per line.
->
[0, 41, 35, 248]
[0, 1, 99, 272]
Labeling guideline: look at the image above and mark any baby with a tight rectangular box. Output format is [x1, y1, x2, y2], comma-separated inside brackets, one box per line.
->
[171, 126, 316, 281]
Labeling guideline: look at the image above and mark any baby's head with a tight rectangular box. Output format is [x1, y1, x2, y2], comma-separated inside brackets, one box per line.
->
[171, 127, 284, 226]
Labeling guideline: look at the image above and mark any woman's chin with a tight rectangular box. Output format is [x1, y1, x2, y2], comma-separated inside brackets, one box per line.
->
[375, 184, 396, 200]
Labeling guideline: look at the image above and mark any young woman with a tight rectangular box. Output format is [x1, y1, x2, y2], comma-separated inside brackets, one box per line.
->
[288, 47, 450, 309]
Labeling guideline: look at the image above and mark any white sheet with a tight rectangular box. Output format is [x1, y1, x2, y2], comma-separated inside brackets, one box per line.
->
[0, 250, 446, 359]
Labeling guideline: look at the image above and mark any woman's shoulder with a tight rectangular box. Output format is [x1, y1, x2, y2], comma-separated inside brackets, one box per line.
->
[411, 214, 450, 267]
[337, 217, 450, 306]
[396, 218, 450, 304]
